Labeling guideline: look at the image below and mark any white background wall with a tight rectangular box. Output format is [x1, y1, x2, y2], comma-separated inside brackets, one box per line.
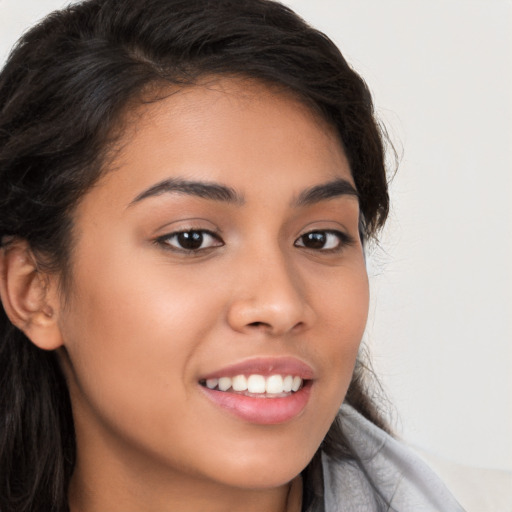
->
[1, 0, 511, 472]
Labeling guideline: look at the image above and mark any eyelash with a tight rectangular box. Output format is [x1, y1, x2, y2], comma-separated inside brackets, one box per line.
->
[155, 228, 355, 254]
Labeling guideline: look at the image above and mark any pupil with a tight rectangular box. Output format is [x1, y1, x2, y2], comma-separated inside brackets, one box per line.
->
[178, 231, 203, 250]
[303, 232, 326, 249]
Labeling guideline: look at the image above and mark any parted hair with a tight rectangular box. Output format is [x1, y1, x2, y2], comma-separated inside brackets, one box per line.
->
[0, 1, 390, 511]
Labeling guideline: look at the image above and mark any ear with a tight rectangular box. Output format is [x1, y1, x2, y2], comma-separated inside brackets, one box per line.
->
[0, 240, 64, 350]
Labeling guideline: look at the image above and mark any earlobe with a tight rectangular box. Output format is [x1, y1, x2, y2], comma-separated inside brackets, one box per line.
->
[0, 240, 64, 350]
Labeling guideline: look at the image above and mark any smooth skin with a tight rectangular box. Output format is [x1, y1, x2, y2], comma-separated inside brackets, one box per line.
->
[0, 78, 369, 512]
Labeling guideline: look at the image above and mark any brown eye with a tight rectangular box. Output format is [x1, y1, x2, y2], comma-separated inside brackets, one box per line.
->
[300, 232, 328, 249]
[160, 230, 223, 252]
[295, 230, 349, 251]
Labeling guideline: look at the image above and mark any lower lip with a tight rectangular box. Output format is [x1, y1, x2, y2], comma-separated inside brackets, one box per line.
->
[200, 382, 312, 425]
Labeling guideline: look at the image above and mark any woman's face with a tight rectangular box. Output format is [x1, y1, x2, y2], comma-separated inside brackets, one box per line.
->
[57, 79, 369, 492]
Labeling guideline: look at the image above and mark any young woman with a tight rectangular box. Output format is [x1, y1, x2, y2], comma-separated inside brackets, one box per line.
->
[0, 1, 464, 511]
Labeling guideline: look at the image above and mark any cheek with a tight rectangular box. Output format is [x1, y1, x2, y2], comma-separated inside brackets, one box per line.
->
[58, 249, 223, 440]
[300, 259, 369, 426]
[312, 259, 369, 355]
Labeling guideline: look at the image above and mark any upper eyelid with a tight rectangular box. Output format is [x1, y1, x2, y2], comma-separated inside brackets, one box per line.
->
[163, 228, 220, 236]
[156, 226, 222, 238]
[295, 229, 354, 245]
[296, 228, 353, 239]
[158, 227, 348, 239]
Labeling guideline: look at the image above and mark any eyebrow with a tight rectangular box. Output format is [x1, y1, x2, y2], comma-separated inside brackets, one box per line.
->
[129, 176, 358, 208]
[294, 178, 359, 207]
[129, 178, 245, 206]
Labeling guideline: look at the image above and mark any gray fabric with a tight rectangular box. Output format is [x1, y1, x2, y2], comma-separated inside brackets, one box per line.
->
[320, 404, 466, 511]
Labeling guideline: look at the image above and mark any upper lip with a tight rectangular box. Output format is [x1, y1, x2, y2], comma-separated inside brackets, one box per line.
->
[200, 356, 315, 381]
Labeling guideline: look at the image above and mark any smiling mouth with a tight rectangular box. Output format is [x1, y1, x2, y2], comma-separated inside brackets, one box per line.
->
[199, 374, 305, 397]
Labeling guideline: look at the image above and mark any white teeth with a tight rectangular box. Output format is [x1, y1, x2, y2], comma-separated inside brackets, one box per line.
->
[218, 377, 232, 391]
[232, 375, 248, 391]
[283, 375, 293, 392]
[266, 374, 284, 394]
[204, 374, 304, 394]
[247, 374, 266, 393]
[291, 376, 302, 392]
[206, 378, 218, 389]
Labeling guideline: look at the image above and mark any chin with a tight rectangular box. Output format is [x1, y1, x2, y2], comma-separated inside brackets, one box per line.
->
[201, 443, 315, 490]
[220, 466, 305, 491]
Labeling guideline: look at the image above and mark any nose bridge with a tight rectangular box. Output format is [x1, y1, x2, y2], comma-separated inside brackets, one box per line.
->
[227, 237, 312, 335]
[255, 249, 302, 308]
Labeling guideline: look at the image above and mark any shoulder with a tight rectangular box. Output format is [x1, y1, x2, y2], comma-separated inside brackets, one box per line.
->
[321, 404, 466, 512]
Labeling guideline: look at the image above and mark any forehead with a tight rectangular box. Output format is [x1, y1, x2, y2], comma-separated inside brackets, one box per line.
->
[94, 77, 353, 208]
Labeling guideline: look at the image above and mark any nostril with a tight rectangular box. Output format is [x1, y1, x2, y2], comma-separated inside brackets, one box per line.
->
[248, 321, 267, 328]
[246, 320, 304, 334]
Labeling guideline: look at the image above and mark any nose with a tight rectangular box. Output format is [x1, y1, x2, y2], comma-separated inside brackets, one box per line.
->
[226, 250, 315, 337]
